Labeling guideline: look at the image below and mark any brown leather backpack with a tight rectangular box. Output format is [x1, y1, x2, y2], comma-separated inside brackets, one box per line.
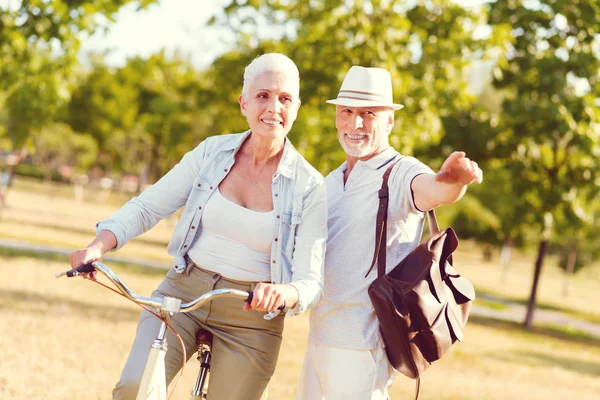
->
[367, 161, 475, 398]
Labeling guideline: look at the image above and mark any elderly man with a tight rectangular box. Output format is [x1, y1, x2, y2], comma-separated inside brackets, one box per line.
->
[297, 66, 483, 399]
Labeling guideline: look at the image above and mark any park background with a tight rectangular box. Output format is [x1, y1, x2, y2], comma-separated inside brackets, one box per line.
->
[0, 0, 599, 399]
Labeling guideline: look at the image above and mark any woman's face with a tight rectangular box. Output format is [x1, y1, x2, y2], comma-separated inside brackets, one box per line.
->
[239, 71, 300, 141]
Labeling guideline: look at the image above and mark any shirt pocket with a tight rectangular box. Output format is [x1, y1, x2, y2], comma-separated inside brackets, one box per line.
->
[281, 193, 303, 228]
[280, 213, 296, 264]
[280, 193, 304, 260]
[191, 175, 213, 193]
[290, 192, 304, 225]
[182, 175, 212, 214]
[177, 174, 212, 246]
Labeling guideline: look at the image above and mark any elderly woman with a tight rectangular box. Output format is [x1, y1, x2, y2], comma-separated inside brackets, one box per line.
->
[69, 53, 327, 399]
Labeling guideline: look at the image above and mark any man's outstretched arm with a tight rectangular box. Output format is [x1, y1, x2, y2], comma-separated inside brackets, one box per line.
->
[412, 151, 483, 212]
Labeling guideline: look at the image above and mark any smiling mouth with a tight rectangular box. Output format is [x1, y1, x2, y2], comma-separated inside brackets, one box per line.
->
[346, 133, 366, 140]
[262, 118, 282, 126]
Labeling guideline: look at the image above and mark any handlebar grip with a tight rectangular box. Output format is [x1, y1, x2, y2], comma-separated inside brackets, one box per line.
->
[66, 263, 96, 277]
[245, 291, 286, 310]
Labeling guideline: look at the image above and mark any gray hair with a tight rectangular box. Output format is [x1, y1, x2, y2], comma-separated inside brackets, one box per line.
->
[241, 53, 300, 100]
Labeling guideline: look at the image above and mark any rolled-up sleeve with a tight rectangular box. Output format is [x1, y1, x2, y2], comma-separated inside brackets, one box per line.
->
[96, 141, 207, 250]
[287, 179, 328, 316]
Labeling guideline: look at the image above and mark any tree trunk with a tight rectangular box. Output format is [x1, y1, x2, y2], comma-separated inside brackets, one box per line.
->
[523, 239, 548, 329]
[562, 246, 577, 297]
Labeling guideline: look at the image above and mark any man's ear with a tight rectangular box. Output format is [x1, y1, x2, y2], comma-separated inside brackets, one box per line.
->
[239, 95, 247, 116]
[386, 112, 395, 133]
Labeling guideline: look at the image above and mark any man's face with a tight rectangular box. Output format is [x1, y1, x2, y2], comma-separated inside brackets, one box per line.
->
[335, 105, 394, 160]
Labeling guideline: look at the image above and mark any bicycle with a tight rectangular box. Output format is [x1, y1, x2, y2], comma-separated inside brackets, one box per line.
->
[56, 261, 280, 400]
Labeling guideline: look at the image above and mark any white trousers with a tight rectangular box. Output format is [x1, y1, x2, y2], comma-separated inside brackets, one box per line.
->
[296, 339, 396, 400]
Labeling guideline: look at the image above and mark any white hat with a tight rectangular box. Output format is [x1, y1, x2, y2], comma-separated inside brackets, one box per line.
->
[326, 66, 404, 110]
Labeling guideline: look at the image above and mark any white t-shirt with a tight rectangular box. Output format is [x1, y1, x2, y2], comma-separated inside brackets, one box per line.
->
[187, 187, 276, 282]
[309, 148, 434, 350]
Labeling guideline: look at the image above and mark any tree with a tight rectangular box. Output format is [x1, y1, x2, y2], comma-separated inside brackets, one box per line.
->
[552, 187, 600, 296]
[487, 0, 600, 328]
[0, 0, 158, 204]
[119, 53, 208, 181]
[30, 123, 98, 180]
[67, 57, 139, 173]
[209, 0, 494, 173]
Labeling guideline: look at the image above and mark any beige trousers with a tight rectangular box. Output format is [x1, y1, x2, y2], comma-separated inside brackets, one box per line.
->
[113, 259, 285, 400]
[296, 339, 396, 400]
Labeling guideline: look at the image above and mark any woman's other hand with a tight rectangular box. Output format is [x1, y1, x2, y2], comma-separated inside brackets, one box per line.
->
[244, 283, 299, 312]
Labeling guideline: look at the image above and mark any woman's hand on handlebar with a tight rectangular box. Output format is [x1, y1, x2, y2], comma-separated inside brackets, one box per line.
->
[244, 283, 298, 313]
[69, 231, 117, 281]
[69, 247, 103, 280]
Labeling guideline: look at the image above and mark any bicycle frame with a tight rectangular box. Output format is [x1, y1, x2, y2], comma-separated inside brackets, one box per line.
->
[56, 261, 252, 400]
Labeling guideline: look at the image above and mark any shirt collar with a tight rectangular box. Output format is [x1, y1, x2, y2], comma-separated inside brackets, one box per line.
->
[363, 147, 400, 170]
[229, 130, 252, 155]
[277, 138, 297, 179]
[333, 147, 399, 180]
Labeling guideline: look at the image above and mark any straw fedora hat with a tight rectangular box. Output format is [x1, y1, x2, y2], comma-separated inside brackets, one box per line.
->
[326, 66, 404, 110]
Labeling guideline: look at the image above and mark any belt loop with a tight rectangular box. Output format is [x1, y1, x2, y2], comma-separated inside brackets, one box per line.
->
[183, 254, 194, 277]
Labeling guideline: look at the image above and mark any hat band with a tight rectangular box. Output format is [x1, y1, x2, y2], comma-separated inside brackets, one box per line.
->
[336, 89, 392, 104]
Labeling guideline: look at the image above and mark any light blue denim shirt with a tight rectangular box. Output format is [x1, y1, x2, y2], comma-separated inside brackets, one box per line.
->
[97, 131, 327, 316]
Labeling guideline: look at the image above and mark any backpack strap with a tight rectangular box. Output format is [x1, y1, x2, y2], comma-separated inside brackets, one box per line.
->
[365, 162, 440, 279]
[365, 159, 397, 278]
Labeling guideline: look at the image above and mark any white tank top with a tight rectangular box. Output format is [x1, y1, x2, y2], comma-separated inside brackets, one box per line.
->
[187, 187, 275, 282]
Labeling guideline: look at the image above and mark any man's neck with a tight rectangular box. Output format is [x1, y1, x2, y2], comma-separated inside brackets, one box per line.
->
[344, 146, 391, 183]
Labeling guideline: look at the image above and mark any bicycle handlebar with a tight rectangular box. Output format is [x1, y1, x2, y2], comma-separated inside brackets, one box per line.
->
[56, 262, 285, 316]
[56, 261, 252, 313]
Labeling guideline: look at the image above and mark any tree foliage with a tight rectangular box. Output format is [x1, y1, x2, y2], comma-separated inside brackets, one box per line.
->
[488, 0, 600, 229]
[0, 0, 158, 147]
[210, 0, 495, 172]
[486, 0, 600, 327]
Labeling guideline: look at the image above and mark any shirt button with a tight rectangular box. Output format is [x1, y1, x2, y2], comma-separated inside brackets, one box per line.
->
[210, 186, 214, 190]
[183, 245, 188, 248]
[276, 215, 280, 219]
[274, 238, 278, 242]
[197, 183, 201, 187]
[191, 226, 196, 229]
[272, 260, 276, 264]
[224, 168, 228, 172]
[274, 193, 279, 197]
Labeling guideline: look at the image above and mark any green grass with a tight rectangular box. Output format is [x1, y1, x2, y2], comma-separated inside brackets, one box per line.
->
[474, 297, 508, 311]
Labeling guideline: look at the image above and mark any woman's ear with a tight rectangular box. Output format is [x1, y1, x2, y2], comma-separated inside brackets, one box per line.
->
[239, 95, 247, 116]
